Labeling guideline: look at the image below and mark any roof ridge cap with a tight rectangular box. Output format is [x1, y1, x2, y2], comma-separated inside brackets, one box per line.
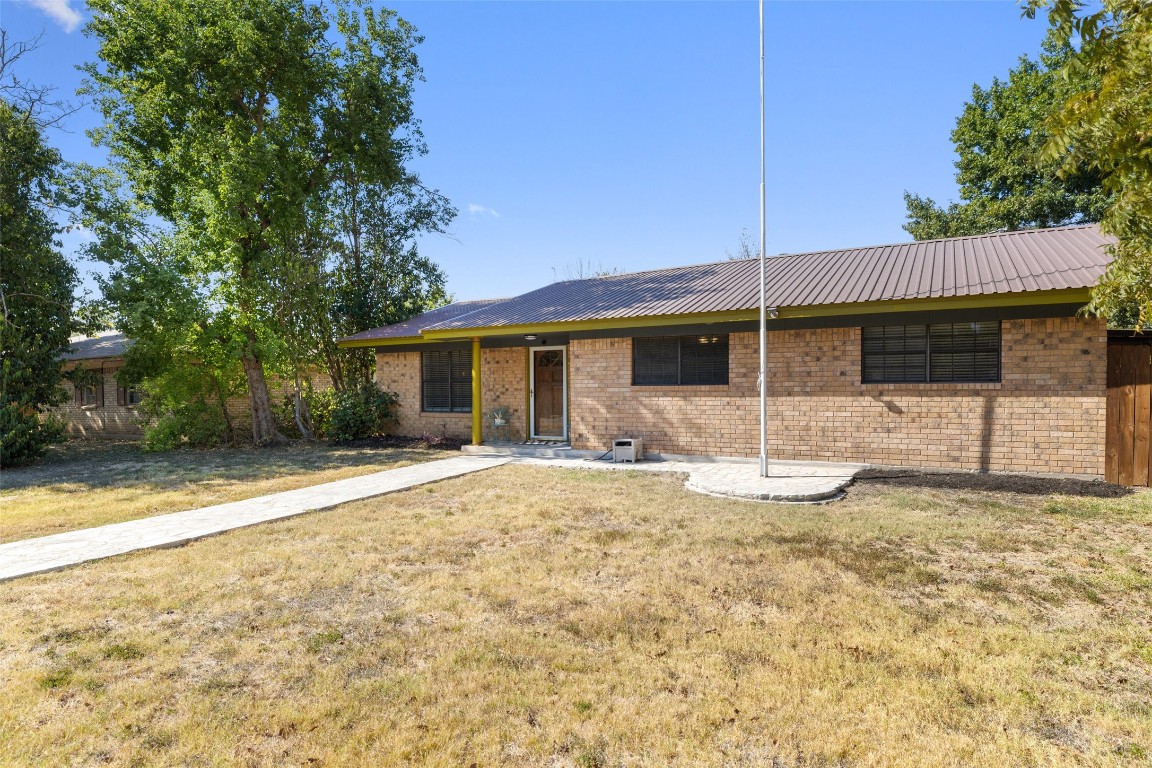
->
[535, 224, 1103, 288]
[765, 223, 1101, 260]
[449, 297, 512, 305]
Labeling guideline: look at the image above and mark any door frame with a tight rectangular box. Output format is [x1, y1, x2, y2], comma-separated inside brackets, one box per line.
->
[529, 345, 568, 441]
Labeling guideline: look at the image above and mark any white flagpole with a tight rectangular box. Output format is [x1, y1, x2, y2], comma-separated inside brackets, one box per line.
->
[758, 0, 768, 477]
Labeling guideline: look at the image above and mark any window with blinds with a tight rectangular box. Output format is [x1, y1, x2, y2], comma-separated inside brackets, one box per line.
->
[633, 335, 729, 386]
[861, 324, 927, 383]
[422, 349, 472, 412]
[861, 321, 1000, 383]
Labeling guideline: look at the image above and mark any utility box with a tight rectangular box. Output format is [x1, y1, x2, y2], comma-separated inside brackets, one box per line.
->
[613, 438, 644, 463]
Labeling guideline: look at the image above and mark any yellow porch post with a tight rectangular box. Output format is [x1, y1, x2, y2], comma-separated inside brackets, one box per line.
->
[471, 336, 482, 445]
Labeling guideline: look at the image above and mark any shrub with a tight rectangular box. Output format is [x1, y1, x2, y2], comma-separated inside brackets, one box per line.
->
[141, 398, 229, 452]
[132, 356, 241, 451]
[0, 407, 65, 467]
[328, 384, 398, 442]
[275, 386, 338, 439]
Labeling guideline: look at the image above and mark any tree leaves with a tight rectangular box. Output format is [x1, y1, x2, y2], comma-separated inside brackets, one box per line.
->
[903, 33, 1108, 241]
[0, 99, 78, 464]
[82, 0, 453, 441]
[1029, 0, 1152, 325]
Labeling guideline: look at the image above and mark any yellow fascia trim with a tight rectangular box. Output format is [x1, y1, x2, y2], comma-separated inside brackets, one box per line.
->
[778, 287, 1091, 319]
[338, 336, 444, 349]
[419, 309, 759, 340]
[338, 288, 1091, 346]
[417, 289, 1091, 339]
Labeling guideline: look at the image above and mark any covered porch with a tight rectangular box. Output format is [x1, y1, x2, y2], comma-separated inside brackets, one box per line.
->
[370, 334, 571, 447]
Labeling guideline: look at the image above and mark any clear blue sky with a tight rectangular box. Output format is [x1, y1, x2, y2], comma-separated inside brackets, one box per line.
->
[3, 0, 1053, 302]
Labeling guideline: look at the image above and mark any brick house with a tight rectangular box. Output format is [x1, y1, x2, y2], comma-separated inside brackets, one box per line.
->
[56, 332, 334, 440]
[57, 332, 144, 438]
[339, 225, 1116, 477]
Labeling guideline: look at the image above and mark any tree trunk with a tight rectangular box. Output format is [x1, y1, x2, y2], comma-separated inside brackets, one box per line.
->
[241, 338, 288, 446]
[293, 369, 314, 439]
[213, 375, 236, 446]
[328, 352, 344, 393]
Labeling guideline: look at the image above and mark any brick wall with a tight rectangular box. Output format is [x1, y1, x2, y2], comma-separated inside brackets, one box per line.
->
[55, 362, 143, 438]
[53, 364, 335, 441]
[376, 347, 528, 441]
[225, 371, 334, 440]
[568, 317, 1107, 476]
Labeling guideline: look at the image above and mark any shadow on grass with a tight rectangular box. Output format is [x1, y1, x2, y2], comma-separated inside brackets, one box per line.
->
[0, 439, 458, 494]
[855, 468, 1133, 498]
[768, 530, 942, 588]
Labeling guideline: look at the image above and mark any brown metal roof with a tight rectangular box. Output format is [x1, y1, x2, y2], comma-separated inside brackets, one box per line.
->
[341, 225, 1112, 343]
[423, 225, 1112, 332]
[339, 299, 507, 342]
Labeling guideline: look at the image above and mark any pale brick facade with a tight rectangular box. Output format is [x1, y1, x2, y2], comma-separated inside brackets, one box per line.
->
[54, 359, 334, 441]
[377, 316, 1107, 476]
[56, 362, 143, 439]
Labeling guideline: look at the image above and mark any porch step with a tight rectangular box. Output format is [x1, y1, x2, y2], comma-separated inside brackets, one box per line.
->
[461, 443, 606, 460]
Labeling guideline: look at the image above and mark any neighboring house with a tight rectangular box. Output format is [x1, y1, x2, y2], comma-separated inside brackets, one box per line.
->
[340, 224, 1140, 480]
[57, 332, 143, 438]
[56, 332, 334, 441]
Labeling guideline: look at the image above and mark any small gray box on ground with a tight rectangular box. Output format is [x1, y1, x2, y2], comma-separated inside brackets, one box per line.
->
[613, 438, 644, 463]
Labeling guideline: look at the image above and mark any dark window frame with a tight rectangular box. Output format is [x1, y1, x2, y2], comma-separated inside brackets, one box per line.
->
[861, 321, 1001, 384]
[78, 384, 100, 407]
[118, 384, 143, 407]
[421, 349, 473, 413]
[632, 334, 729, 386]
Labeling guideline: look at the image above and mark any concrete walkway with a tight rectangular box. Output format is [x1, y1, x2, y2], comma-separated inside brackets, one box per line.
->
[512, 455, 865, 503]
[0, 455, 509, 583]
[1, 451, 863, 585]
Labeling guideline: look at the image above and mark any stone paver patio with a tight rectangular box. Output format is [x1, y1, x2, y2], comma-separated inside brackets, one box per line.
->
[0, 451, 864, 584]
[513, 455, 865, 503]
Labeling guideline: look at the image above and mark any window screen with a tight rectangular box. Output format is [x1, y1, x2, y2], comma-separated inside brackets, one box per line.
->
[862, 321, 999, 383]
[633, 335, 729, 386]
[422, 349, 472, 412]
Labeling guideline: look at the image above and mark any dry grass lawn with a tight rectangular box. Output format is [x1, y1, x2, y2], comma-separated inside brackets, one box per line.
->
[0, 440, 437, 543]
[1, 465, 1151, 766]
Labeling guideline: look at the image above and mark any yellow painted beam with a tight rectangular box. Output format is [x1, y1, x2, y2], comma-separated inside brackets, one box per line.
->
[336, 288, 1092, 348]
[471, 336, 482, 446]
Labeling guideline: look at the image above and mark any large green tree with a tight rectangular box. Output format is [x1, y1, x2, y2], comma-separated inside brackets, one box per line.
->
[0, 34, 80, 466]
[268, 168, 453, 399]
[82, 0, 436, 444]
[75, 167, 247, 448]
[904, 35, 1109, 240]
[1026, 0, 1152, 326]
[323, 171, 452, 387]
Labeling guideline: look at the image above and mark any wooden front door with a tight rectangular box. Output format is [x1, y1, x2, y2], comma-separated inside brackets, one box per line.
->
[532, 348, 566, 439]
[1106, 339, 1152, 485]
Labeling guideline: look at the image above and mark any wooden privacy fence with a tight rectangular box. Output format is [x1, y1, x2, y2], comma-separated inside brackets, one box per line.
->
[1106, 336, 1152, 485]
